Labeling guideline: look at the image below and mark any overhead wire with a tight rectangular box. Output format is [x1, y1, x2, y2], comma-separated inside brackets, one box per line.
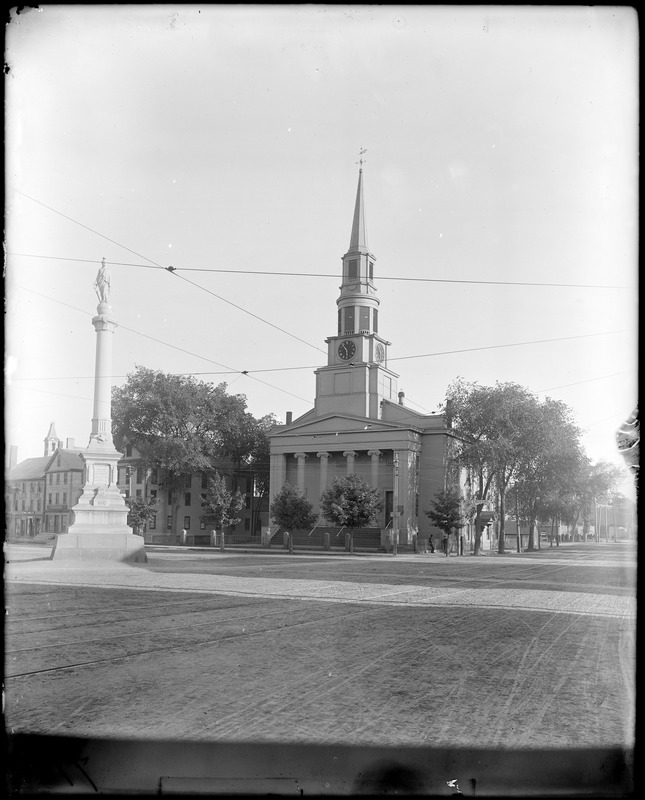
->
[7, 251, 635, 290]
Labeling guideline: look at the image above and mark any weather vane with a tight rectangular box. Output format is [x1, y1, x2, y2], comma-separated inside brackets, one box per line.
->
[356, 147, 367, 168]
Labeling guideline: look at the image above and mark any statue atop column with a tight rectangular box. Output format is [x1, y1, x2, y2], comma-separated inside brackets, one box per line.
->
[94, 258, 111, 304]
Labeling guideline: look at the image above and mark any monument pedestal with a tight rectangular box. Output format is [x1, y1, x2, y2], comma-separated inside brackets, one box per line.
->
[51, 439, 147, 563]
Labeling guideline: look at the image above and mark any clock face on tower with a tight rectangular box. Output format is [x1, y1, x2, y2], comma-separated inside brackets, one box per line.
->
[375, 343, 385, 363]
[338, 340, 356, 360]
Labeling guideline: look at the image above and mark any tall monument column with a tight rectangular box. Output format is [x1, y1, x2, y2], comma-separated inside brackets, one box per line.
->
[51, 259, 147, 563]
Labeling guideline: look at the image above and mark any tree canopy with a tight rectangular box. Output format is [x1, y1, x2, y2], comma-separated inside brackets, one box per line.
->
[445, 378, 587, 554]
[200, 472, 245, 532]
[425, 489, 465, 536]
[319, 474, 383, 529]
[270, 484, 317, 533]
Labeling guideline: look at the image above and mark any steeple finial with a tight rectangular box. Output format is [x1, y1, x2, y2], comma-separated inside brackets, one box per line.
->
[349, 155, 368, 252]
[356, 147, 367, 169]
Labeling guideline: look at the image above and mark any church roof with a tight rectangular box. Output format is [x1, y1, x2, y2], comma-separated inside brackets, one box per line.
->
[348, 169, 369, 253]
[8, 456, 50, 481]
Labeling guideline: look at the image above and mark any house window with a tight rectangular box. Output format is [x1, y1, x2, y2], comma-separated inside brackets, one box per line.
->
[56, 473, 60, 484]
[149, 515, 157, 530]
[184, 492, 191, 507]
[201, 473, 208, 489]
[53, 516, 60, 533]
[166, 516, 172, 531]
[137, 467, 144, 484]
[55, 493, 59, 505]
[49, 474, 53, 485]
[184, 516, 191, 530]
[244, 518, 251, 531]
[200, 521, 206, 530]
[64, 472, 68, 484]
[136, 489, 142, 498]
[61, 515, 68, 531]
[126, 445, 133, 457]
[37, 499, 41, 512]
[48, 493, 52, 505]
[63, 493, 67, 505]
[150, 469, 158, 485]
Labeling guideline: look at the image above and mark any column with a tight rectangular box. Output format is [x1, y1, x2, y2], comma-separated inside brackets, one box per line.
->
[343, 451, 357, 475]
[269, 452, 287, 502]
[294, 452, 308, 491]
[317, 452, 330, 496]
[367, 449, 381, 488]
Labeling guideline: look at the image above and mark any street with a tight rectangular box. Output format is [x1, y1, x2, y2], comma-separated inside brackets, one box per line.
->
[5, 540, 635, 795]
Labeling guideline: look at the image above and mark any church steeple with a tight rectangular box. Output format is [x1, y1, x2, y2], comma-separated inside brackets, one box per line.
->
[348, 168, 368, 253]
[313, 166, 399, 419]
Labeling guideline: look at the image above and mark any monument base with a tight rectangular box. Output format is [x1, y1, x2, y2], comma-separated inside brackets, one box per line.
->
[51, 531, 147, 563]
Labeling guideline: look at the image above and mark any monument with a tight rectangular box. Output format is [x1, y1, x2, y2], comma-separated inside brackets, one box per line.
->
[51, 259, 147, 562]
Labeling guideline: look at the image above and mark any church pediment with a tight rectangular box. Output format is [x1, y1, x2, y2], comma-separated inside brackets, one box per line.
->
[271, 412, 411, 439]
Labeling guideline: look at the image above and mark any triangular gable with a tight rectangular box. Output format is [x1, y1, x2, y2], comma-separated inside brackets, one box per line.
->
[271, 411, 413, 439]
[45, 448, 85, 472]
[8, 456, 50, 481]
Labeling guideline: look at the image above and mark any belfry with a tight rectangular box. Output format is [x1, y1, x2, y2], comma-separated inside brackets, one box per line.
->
[269, 167, 453, 545]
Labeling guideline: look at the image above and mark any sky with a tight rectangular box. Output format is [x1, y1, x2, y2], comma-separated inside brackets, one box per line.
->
[5, 5, 638, 498]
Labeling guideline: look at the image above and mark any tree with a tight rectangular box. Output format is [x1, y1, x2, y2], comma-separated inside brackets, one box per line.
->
[270, 484, 317, 535]
[200, 472, 245, 540]
[126, 496, 158, 535]
[425, 489, 465, 553]
[112, 367, 256, 543]
[319, 474, 383, 530]
[446, 379, 546, 554]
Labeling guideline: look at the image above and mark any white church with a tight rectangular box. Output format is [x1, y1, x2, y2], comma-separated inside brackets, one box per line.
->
[269, 168, 457, 546]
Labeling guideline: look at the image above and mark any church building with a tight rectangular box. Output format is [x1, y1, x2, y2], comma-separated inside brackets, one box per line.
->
[269, 168, 456, 545]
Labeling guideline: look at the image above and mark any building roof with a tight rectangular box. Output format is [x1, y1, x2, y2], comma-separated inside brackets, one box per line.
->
[8, 456, 50, 481]
[45, 449, 85, 472]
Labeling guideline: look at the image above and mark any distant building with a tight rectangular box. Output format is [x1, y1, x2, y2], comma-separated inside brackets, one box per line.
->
[115, 443, 269, 544]
[5, 424, 84, 539]
[269, 169, 455, 544]
[6, 425, 269, 545]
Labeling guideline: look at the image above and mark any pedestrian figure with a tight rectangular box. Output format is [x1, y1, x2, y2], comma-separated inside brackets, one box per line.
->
[442, 531, 449, 556]
[428, 534, 435, 553]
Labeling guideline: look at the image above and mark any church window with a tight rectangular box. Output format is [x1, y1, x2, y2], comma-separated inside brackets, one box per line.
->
[338, 310, 342, 335]
[348, 259, 358, 279]
[359, 307, 370, 331]
[374, 309, 378, 333]
[369, 261, 374, 280]
[345, 307, 355, 333]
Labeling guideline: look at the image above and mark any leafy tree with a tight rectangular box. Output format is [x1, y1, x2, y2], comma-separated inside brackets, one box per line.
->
[126, 496, 158, 535]
[200, 472, 245, 539]
[270, 483, 317, 534]
[112, 367, 255, 543]
[319, 474, 383, 529]
[446, 379, 548, 554]
[425, 489, 465, 535]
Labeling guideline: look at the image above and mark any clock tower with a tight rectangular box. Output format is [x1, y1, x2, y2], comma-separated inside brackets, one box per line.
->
[314, 168, 399, 418]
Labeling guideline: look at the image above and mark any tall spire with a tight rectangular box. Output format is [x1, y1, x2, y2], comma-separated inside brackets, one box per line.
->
[348, 168, 368, 253]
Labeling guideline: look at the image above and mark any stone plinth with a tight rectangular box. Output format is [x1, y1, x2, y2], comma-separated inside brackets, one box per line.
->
[51, 440, 147, 563]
